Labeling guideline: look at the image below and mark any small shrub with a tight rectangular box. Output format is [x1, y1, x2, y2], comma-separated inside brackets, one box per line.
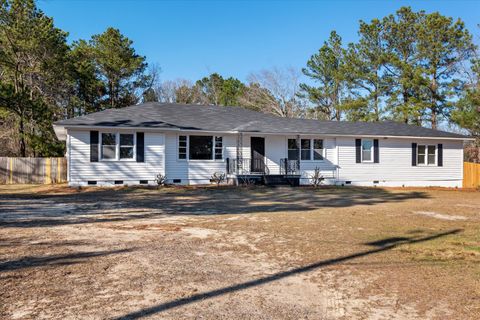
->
[310, 167, 324, 188]
[239, 176, 255, 187]
[211, 172, 226, 186]
[155, 173, 167, 187]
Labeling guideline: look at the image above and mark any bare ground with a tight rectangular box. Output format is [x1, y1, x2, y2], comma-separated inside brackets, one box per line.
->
[0, 184, 479, 319]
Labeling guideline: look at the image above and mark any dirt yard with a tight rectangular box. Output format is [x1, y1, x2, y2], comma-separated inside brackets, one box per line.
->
[0, 184, 479, 319]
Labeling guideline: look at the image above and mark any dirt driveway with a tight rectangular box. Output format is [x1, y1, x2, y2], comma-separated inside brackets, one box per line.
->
[0, 185, 479, 319]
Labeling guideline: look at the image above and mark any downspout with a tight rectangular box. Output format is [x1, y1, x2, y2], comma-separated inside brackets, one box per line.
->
[236, 132, 243, 174]
[296, 135, 301, 173]
[336, 137, 340, 184]
[67, 131, 71, 184]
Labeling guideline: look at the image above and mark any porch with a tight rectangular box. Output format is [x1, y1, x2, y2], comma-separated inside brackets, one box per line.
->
[225, 158, 301, 186]
[223, 133, 337, 186]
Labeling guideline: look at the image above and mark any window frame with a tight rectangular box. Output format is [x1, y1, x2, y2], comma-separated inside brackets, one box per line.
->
[287, 138, 299, 161]
[287, 137, 325, 162]
[119, 133, 136, 160]
[300, 139, 311, 161]
[361, 139, 374, 163]
[313, 139, 324, 161]
[417, 144, 436, 166]
[178, 134, 224, 162]
[99, 132, 136, 162]
[178, 135, 188, 161]
[214, 136, 223, 160]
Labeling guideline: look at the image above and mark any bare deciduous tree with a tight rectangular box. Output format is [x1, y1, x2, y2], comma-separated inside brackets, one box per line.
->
[155, 79, 197, 104]
[242, 67, 306, 118]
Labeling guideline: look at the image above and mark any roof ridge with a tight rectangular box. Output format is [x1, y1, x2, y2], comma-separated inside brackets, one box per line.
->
[53, 103, 471, 139]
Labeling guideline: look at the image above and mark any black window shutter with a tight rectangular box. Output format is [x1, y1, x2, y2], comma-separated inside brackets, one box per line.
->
[437, 144, 443, 166]
[411, 143, 417, 166]
[136, 132, 145, 162]
[355, 139, 361, 163]
[90, 131, 99, 162]
[373, 139, 379, 163]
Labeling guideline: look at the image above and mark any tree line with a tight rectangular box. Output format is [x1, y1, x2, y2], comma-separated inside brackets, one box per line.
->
[0, 1, 479, 160]
[0, 0, 151, 156]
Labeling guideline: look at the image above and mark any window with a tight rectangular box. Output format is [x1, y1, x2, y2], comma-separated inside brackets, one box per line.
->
[178, 135, 187, 160]
[101, 133, 116, 160]
[313, 139, 324, 160]
[417, 145, 436, 165]
[427, 145, 436, 165]
[301, 139, 311, 160]
[289, 138, 324, 161]
[179, 135, 223, 161]
[100, 132, 136, 161]
[189, 135, 213, 160]
[215, 136, 223, 160]
[288, 139, 299, 160]
[418, 145, 426, 164]
[361, 139, 373, 162]
[119, 134, 134, 159]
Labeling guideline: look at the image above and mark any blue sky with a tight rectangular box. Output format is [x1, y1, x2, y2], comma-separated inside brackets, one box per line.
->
[38, 0, 479, 83]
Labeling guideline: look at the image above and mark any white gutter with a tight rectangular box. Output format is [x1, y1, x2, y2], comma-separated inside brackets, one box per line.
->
[54, 124, 474, 141]
[53, 125, 67, 141]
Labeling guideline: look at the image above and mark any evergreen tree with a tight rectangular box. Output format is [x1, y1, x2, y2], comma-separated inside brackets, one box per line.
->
[0, 0, 70, 156]
[344, 19, 389, 121]
[300, 31, 347, 120]
[220, 77, 246, 106]
[452, 58, 480, 141]
[90, 27, 149, 109]
[69, 39, 105, 116]
[382, 7, 426, 125]
[416, 12, 474, 128]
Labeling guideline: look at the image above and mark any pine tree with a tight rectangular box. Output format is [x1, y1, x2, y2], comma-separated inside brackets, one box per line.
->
[452, 58, 480, 141]
[0, 0, 70, 156]
[90, 27, 149, 109]
[416, 12, 474, 129]
[343, 19, 389, 121]
[300, 31, 347, 120]
[382, 7, 426, 125]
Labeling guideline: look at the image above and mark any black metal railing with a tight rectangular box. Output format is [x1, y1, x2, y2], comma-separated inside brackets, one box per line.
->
[280, 158, 300, 175]
[227, 158, 300, 175]
[226, 158, 269, 175]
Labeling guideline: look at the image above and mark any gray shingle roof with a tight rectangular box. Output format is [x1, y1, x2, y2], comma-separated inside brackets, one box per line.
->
[54, 102, 470, 139]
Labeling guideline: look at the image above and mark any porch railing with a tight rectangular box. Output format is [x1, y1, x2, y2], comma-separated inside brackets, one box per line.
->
[280, 158, 300, 175]
[226, 158, 270, 175]
[226, 158, 301, 175]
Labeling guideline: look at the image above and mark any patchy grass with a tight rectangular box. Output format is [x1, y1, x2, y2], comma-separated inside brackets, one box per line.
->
[0, 184, 479, 319]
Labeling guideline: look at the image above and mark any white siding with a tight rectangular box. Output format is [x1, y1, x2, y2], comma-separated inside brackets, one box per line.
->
[336, 137, 463, 187]
[265, 135, 285, 174]
[164, 132, 236, 185]
[67, 128, 464, 187]
[298, 137, 338, 184]
[68, 129, 165, 186]
[239, 134, 250, 160]
[164, 133, 188, 184]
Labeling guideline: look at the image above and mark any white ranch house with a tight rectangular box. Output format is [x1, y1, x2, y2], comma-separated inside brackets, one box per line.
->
[54, 103, 471, 187]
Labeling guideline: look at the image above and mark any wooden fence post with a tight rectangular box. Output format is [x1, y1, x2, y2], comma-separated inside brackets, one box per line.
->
[57, 158, 61, 183]
[463, 162, 480, 188]
[9, 158, 13, 184]
[45, 158, 52, 184]
[1, 157, 67, 185]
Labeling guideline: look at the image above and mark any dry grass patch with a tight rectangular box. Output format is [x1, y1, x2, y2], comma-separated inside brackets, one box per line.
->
[0, 184, 479, 319]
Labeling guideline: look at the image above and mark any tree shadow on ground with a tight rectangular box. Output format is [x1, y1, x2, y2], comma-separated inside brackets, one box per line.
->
[0, 248, 134, 272]
[113, 229, 461, 320]
[0, 186, 430, 228]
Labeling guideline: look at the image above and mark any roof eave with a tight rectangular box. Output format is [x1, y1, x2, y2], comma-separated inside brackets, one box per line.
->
[58, 124, 473, 141]
[53, 124, 67, 141]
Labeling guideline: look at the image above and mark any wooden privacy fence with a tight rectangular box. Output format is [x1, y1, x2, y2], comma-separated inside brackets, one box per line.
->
[463, 162, 480, 188]
[0, 157, 67, 184]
